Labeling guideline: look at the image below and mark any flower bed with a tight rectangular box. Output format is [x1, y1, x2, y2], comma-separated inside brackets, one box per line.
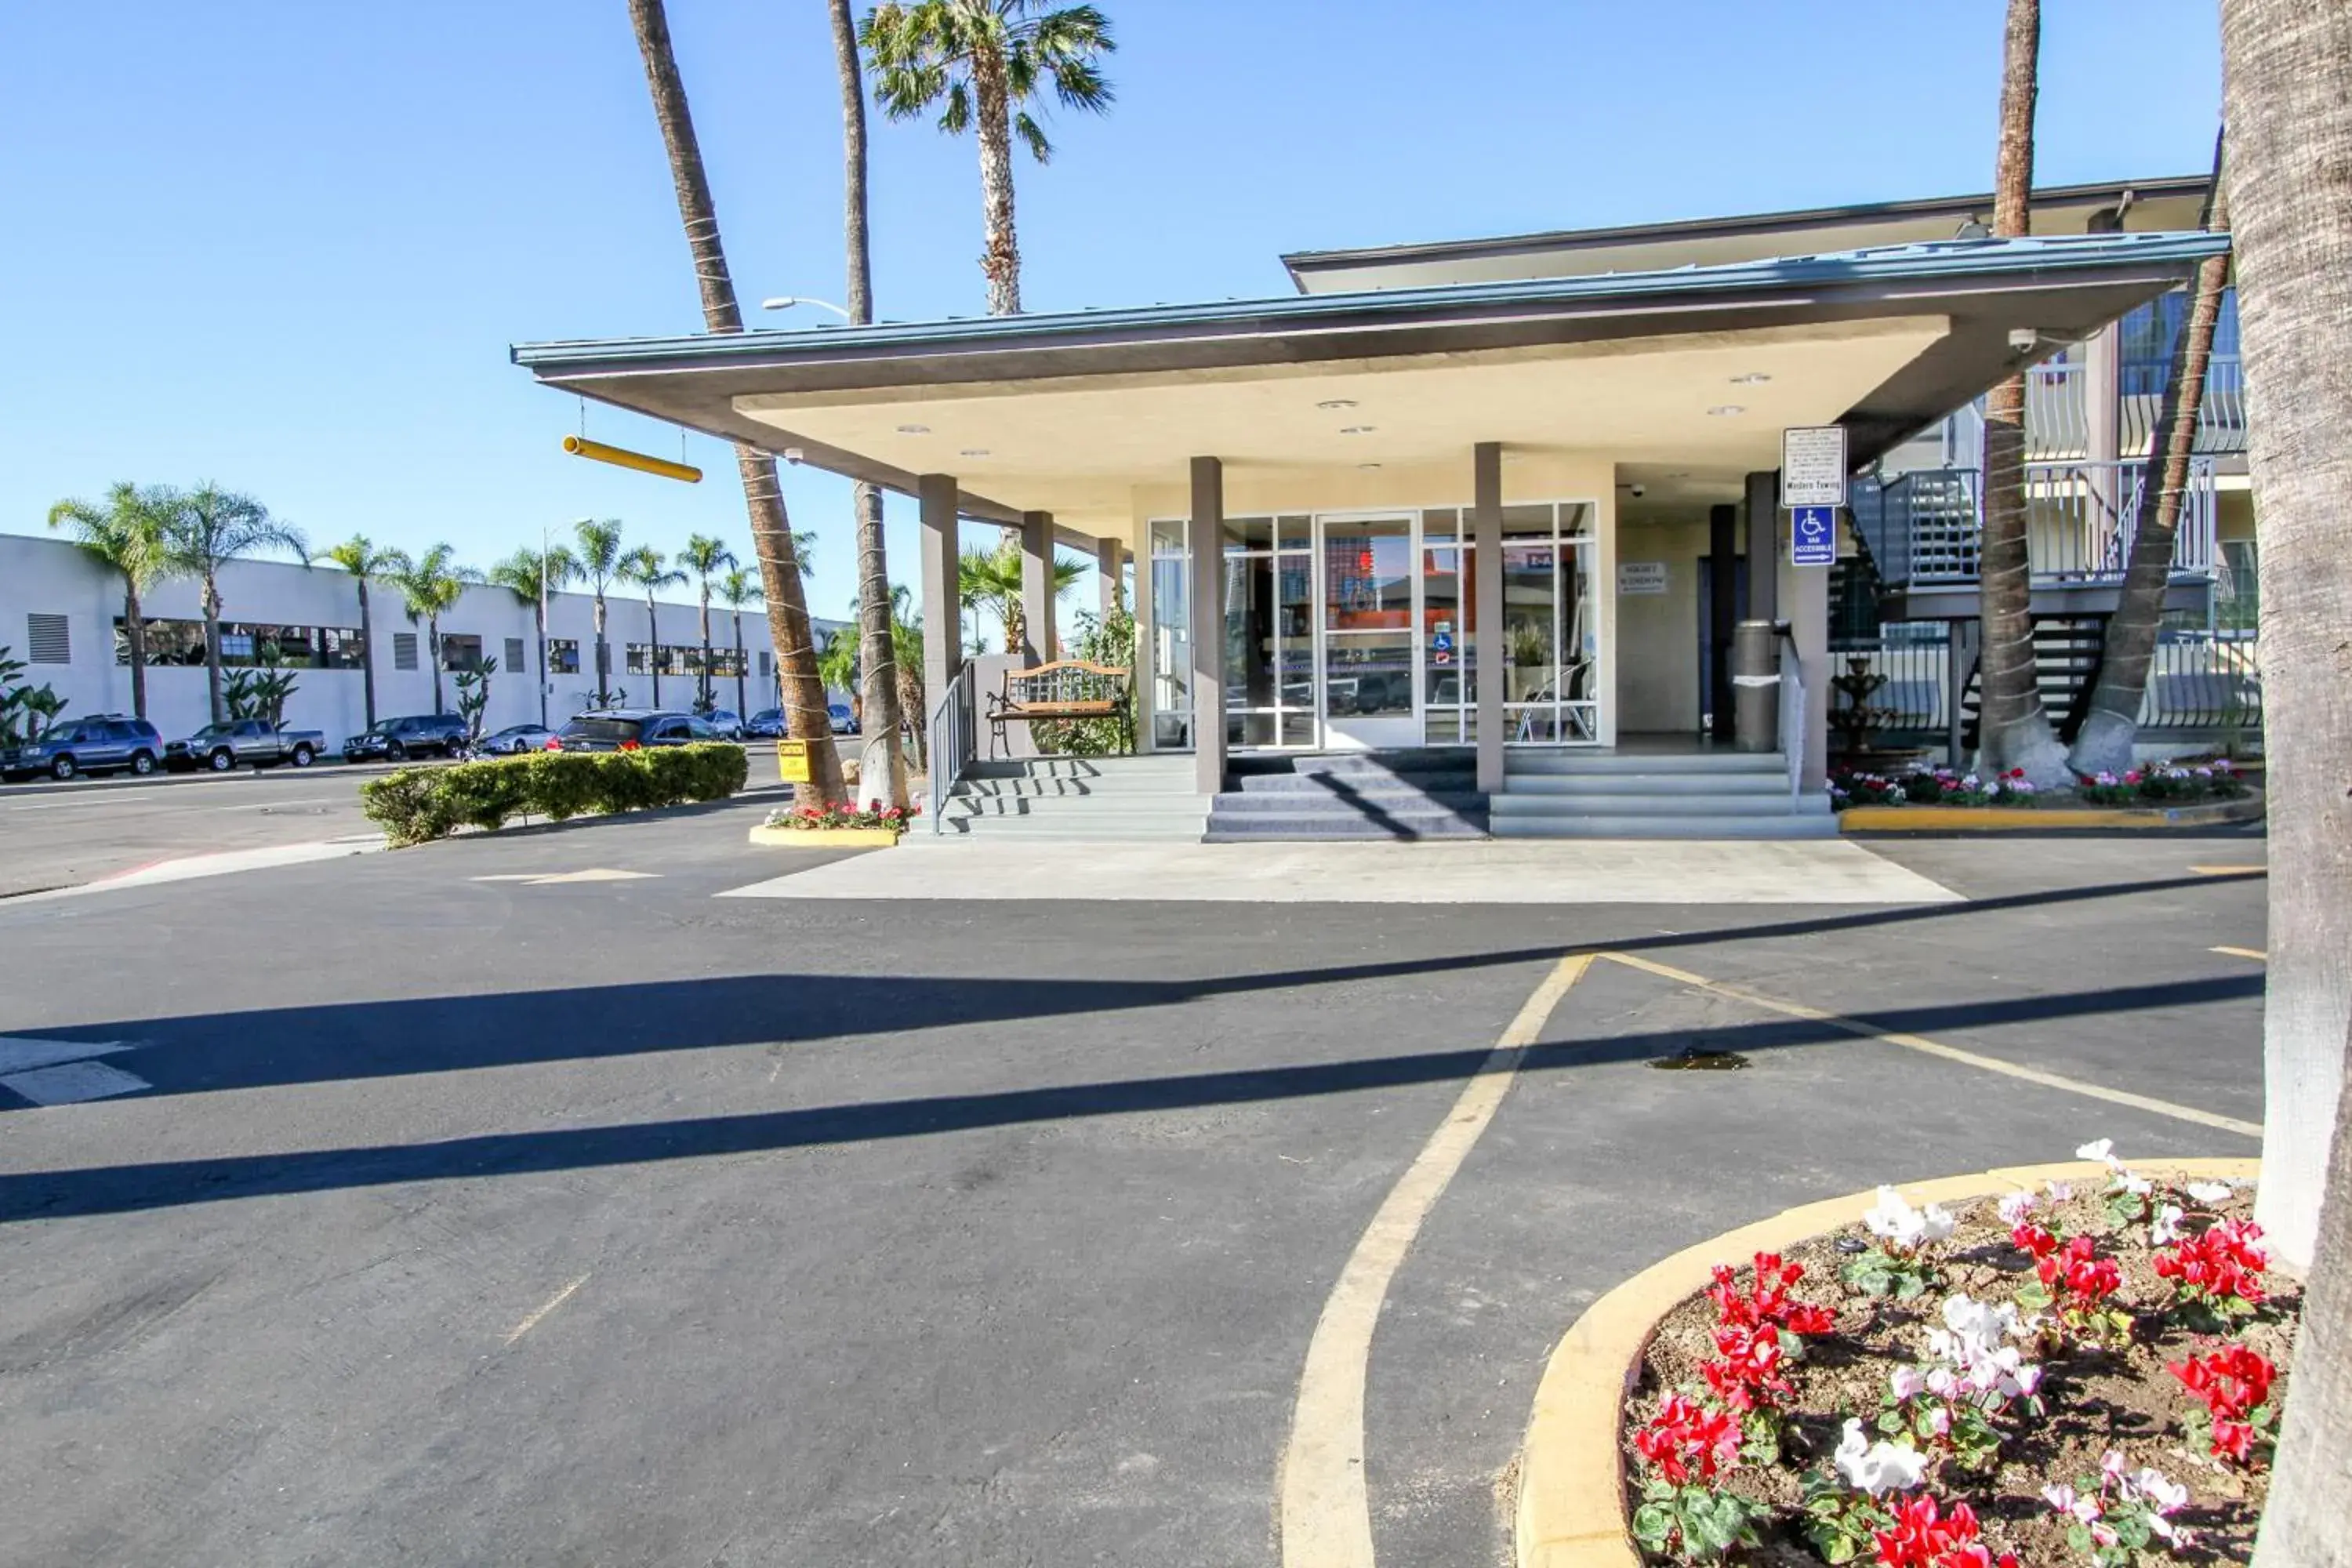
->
[1621, 1145, 2297, 1567]
[1830, 760, 2247, 813]
[761, 800, 919, 832]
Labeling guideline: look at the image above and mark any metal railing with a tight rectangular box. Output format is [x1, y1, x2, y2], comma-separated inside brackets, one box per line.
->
[1851, 459, 2217, 587]
[926, 662, 978, 834]
[2141, 634, 2262, 731]
[1778, 639, 1806, 802]
[2121, 354, 2247, 456]
[1826, 630, 2260, 743]
[1828, 633, 1953, 739]
[2024, 361, 2089, 460]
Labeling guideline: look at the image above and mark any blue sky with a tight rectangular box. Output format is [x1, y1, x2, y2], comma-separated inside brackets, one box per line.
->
[1, 1, 2220, 623]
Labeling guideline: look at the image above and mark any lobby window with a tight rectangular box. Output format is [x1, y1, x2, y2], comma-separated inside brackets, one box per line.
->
[1497, 502, 1599, 744]
[1149, 518, 1191, 749]
[1418, 509, 1476, 746]
[1221, 515, 1314, 749]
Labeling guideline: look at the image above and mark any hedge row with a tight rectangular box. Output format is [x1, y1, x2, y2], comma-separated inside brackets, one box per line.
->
[360, 744, 750, 847]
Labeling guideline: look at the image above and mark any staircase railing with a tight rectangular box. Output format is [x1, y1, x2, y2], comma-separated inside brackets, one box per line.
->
[927, 662, 977, 835]
[1855, 460, 2216, 588]
[1778, 637, 1806, 804]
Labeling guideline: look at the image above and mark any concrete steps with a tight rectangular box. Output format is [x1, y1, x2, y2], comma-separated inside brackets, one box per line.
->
[1490, 748, 1838, 839]
[1205, 752, 1488, 841]
[936, 756, 1207, 840]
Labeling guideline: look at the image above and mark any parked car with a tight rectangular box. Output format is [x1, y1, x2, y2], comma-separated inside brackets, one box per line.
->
[343, 714, 470, 763]
[545, 710, 736, 753]
[702, 708, 745, 739]
[476, 723, 555, 756]
[165, 718, 328, 773]
[828, 702, 859, 735]
[1, 715, 165, 781]
[745, 709, 786, 739]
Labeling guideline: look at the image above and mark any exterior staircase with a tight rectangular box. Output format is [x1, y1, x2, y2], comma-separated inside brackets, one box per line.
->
[935, 755, 1208, 840]
[1206, 753, 1488, 841]
[1489, 750, 1836, 839]
[1959, 615, 2108, 747]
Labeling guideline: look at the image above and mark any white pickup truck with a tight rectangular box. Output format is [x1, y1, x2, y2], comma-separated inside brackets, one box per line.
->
[162, 718, 328, 773]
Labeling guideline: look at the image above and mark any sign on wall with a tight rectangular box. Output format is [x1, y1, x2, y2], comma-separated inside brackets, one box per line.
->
[1780, 426, 1849, 508]
[1790, 506, 1838, 567]
[1617, 561, 1669, 596]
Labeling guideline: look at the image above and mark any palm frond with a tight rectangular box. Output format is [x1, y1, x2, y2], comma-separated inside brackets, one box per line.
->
[1014, 109, 1053, 162]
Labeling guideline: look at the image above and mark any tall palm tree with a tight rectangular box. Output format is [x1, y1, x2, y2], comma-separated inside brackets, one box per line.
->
[2069, 132, 2233, 777]
[678, 533, 736, 713]
[833, 0, 910, 808]
[152, 483, 307, 725]
[574, 518, 626, 706]
[618, 544, 687, 707]
[2223, 3, 2352, 1528]
[488, 546, 581, 728]
[47, 483, 174, 721]
[717, 565, 762, 720]
[1970, 0, 2071, 786]
[959, 534, 1082, 653]
[626, 0, 843, 802]
[890, 583, 927, 771]
[862, 0, 1115, 316]
[313, 534, 405, 730]
[384, 545, 479, 717]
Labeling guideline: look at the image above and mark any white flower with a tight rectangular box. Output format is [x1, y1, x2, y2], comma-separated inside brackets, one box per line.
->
[1998, 1189, 2040, 1226]
[1889, 1366, 1926, 1402]
[2101, 1450, 2130, 1484]
[2012, 1362, 2043, 1398]
[1926, 1405, 1951, 1437]
[2092, 1522, 2121, 1548]
[2045, 1180, 2074, 1201]
[2129, 1468, 2189, 1514]
[2075, 1138, 2118, 1166]
[1863, 1185, 1952, 1247]
[1835, 1419, 1929, 1495]
[2151, 1203, 2187, 1246]
[2187, 1180, 2236, 1203]
[2118, 1170, 2154, 1198]
[2043, 1483, 2100, 1526]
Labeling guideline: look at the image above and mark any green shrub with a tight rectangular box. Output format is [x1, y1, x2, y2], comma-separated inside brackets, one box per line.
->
[360, 742, 750, 847]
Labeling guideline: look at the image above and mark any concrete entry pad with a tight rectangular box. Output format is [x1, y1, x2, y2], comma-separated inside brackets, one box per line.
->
[718, 837, 1960, 905]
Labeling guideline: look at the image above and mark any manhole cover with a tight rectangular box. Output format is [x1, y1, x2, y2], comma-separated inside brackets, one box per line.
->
[1650, 1046, 1751, 1071]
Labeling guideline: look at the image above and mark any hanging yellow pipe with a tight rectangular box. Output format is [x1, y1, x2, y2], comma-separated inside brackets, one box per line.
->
[562, 434, 702, 484]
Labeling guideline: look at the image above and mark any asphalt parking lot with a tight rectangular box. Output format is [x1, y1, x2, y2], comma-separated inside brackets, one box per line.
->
[0, 804, 2268, 1567]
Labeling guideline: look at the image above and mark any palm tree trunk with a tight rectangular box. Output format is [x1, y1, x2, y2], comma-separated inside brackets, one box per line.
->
[202, 573, 227, 725]
[647, 596, 662, 706]
[429, 618, 445, 715]
[628, 0, 844, 803]
[733, 612, 748, 720]
[534, 597, 550, 730]
[698, 590, 713, 712]
[972, 43, 1022, 316]
[123, 585, 148, 721]
[593, 593, 610, 706]
[357, 577, 378, 730]
[2070, 134, 2231, 776]
[2220, 0, 2352, 1275]
[1973, 0, 2071, 786]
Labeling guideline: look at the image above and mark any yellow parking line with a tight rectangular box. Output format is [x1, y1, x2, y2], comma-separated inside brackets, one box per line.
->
[2211, 946, 2267, 962]
[2190, 865, 2266, 877]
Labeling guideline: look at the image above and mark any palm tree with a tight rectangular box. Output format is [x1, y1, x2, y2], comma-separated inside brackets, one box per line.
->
[959, 534, 1082, 653]
[627, 0, 844, 801]
[384, 545, 480, 716]
[862, 1, 1115, 316]
[2223, 5, 2352, 1530]
[717, 565, 763, 720]
[618, 544, 687, 707]
[677, 533, 737, 713]
[890, 583, 927, 771]
[818, 624, 862, 725]
[488, 546, 581, 729]
[1969, 0, 2071, 787]
[47, 484, 174, 721]
[574, 518, 626, 706]
[313, 534, 405, 730]
[832, 0, 911, 808]
[2069, 132, 2233, 777]
[152, 483, 307, 725]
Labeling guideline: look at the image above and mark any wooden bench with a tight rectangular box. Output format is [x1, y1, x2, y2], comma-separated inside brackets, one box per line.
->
[986, 660, 1131, 757]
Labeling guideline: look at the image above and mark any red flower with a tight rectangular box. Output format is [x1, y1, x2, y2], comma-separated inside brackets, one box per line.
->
[2155, 1218, 2268, 1306]
[2035, 1235, 2120, 1308]
[1701, 1323, 1790, 1407]
[1706, 1251, 1831, 1335]
[1635, 1394, 1742, 1484]
[2169, 1344, 2278, 1463]
[1874, 1495, 2016, 1568]
[2011, 1221, 2060, 1261]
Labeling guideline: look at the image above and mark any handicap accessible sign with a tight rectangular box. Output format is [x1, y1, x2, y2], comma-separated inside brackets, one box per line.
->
[1791, 506, 1837, 567]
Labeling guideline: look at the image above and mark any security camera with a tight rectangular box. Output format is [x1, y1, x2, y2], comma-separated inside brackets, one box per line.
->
[1629, 483, 1646, 499]
[2007, 328, 2039, 353]
[782, 447, 805, 465]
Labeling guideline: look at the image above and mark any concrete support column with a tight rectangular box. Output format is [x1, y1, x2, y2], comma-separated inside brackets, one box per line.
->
[1744, 470, 1780, 626]
[1019, 510, 1056, 664]
[1097, 535, 1123, 620]
[918, 474, 961, 743]
[1782, 522, 1831, 791]
[1187, 457, 1225, 797]
[1472, 441, 1505, 793]
[1708, 503, 1738, 739]
[2083, 324, 2123, 564]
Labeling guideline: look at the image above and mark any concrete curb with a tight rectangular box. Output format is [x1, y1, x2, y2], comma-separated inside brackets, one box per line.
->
[746, 824, 903, 848]
[1512, 1156, 2263, 1568]
[1840, 793, 2263, 833]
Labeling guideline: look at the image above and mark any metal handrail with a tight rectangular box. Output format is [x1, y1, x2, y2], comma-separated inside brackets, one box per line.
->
[927, 662, 977, 835]
[1777, 639, 1805, 804]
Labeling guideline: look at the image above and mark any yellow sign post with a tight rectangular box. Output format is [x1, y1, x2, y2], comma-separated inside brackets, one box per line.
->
[776, 739, 811, 785]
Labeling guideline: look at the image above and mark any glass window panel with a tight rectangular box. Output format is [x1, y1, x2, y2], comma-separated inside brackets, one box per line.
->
[1425, 709, 1461, 744]
[1323, 633, 1414, 720]
[1501, 503, 1555, 539]
[1277, 514, 1312, 551]
[1223, 515, 1274, 550]
[1558, 502, 1596, 537]
[1322, 516, 1413, 631]
[1421, 507, 1461, 542]
[1511, 707, 1563, 744]
[1225, 557, 1278, 716]
[1150, 554, 1191, 743]
[1150, 517, 1187, 557]
[1229, 711, 1278, 747]
[1502, 545, 1558, 704]
[1281, 710, 1316, 747]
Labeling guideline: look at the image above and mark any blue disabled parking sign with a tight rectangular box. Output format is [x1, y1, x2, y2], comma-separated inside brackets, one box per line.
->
[1791, 505, 1837, 566]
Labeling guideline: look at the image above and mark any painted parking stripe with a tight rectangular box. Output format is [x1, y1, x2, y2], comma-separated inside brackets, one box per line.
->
[2, 1060, 152, 1105]
[2211, 946, 2267, 962]
[0, 1036, 130, 1075]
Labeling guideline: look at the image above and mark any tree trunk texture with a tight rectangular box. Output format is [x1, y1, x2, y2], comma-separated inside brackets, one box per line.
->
[733, 616, 748, 721]
[534, 600, 549, 730]
[698, 591, 713, 712]
[972, 45, 1022, 316]
[2071, 132, 2231, 777]
[2254, 1014, 2352, 1567]
[593, 596, 609, 707]
[357, 578, 377, 729]
[2222, 0, 2352, 1274]
[429, 619, 445, 716]
[123, 586, 147, 722]
[628, 0, 842, 801]
[1973, 0, 2071, 786]
[647, 597, 662, 706]
[202, 576, 226, 726]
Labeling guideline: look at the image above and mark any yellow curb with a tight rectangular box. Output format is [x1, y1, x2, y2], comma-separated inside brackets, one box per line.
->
[746, 824, 904, 848]
[1841, 794, 2263, 833]
[1514, 1157, 2263, 1568]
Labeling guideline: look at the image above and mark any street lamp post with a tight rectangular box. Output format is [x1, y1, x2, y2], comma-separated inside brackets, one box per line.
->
[760, 296, 854, 322]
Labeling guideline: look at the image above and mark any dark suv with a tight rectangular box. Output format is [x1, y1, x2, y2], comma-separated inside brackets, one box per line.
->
[547, 710, 728, 753]
[343, 714, 470, 762]
[1, 716, 165, 781]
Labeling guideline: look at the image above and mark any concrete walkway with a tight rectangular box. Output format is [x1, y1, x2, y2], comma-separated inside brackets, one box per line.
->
[720, 837, 1961, 905]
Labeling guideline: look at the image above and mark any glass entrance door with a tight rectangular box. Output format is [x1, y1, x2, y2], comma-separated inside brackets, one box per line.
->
[1318, 514, 1421, 750]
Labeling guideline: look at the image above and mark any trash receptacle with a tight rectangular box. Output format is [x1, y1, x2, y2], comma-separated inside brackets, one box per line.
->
[1732, 619, 1780, 753]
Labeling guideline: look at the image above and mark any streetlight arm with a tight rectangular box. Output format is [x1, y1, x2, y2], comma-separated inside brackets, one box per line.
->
[760, 296, 853, 321]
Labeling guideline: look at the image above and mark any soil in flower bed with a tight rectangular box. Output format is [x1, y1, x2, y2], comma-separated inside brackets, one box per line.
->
[1621, 1182, 2299, 1566]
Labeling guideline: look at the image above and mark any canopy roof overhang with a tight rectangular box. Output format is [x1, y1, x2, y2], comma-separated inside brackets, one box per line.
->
[512, 231, 2227, 537]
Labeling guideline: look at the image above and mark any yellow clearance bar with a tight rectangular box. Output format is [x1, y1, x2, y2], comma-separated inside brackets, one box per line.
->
[561, 434, 702, 484]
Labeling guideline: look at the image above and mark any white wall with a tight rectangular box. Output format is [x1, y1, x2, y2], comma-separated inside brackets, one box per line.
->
[2, 534, 844, 746]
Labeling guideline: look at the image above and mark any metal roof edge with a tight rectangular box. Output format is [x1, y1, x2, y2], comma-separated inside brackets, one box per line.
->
[512, 231, 2227, 375]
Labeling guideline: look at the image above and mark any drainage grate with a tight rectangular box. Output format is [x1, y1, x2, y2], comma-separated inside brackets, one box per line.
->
[1650, 1044, 1751, 1071]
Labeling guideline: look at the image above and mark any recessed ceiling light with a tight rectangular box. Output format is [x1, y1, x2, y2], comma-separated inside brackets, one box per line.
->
[1357, 462, 1383, 470]
[1707, 405, 1745, 417]
[895, 423, 931, 434]
[1317, 398, 1359, 410]
[1730, 372, 1773, 385]
[1340, 425, 1376, 435]
[960, 448, 990, 458]
[1666, 471, 1691, 480]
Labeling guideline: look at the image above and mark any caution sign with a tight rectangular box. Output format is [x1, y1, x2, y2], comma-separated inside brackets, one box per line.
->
[776, 739, 811, 784]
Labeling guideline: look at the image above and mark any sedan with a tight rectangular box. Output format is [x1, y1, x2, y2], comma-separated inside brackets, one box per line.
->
[702, 709, 746, 740]
[477, 724, 555, 755]
[828, 702, 860, 735]
[744, 710, 786, 739]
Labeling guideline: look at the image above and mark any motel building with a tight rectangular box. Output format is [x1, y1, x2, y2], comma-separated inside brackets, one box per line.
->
[514, 185, 2227, 842]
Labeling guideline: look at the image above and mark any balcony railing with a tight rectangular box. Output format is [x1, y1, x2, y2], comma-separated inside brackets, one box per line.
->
[1849, 459, 2218, 588]
[1829, 629, 2260, 746]
[2122, 354, 2246, 456]
[1936, 354, 2248, 469]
